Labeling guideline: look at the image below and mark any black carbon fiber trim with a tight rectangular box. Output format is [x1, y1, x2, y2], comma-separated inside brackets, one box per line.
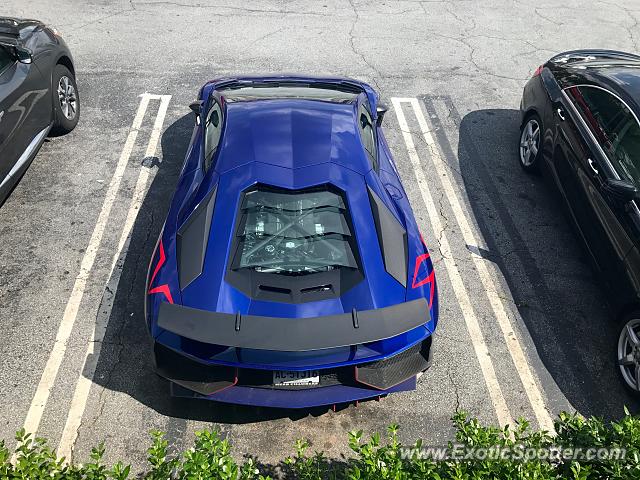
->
[155, 339, 433, 396]
[355, 337, 432, 390]
[154, 342, 236, 396]
[368, 187, 408, 287]
[158, 297, 430, 351]
[177, 186, 217, 289]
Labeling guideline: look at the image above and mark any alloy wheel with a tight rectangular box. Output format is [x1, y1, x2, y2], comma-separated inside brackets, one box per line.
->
[57, 75, 77, 120]
[520, 118, 541, 167]
[618, 318, 640, 392]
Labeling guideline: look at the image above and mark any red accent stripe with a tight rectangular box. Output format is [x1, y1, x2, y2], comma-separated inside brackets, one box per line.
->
[149, 239, 166, 287]
[148, 284, 174, 304]
[411, 252, 431, 288]
[412, 234, 435, 308]
[148, 239, 174, 304]
[207, 369, 238, 396]
[413, 268, 435, 289]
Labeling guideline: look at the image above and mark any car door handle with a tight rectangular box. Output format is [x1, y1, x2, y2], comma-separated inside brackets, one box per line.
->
[557, 107, 566, 121]
[587, 158, 599, 175]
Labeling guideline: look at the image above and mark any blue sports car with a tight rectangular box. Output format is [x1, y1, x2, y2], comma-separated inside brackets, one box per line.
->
[145, 76, 439, 408]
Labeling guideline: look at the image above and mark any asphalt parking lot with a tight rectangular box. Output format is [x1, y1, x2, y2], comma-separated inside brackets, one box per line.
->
[1, 0, 640, 471]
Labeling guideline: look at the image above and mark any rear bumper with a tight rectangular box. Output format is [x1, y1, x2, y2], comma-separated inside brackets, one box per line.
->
[154, 336, 433, 408]
[169, 378, 417, 409]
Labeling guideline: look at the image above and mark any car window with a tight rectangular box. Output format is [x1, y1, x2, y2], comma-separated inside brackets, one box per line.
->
[358, 105, 378, 170]
[203, 102, 222, 172]
[0, 46, 14, 75]
[566, 85, 640, 185]
[232, 187, 357, 275]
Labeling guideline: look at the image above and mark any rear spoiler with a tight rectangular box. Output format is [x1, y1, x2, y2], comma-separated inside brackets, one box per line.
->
[212, 77, 365, 95]
[158, 298, 431, 352]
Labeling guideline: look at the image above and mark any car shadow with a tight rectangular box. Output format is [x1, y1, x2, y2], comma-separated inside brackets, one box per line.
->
[89, 113, 335, 434]
[442, 101, 640, 420]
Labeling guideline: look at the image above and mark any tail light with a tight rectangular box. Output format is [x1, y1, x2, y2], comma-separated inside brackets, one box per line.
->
[532, 65, 543, 77]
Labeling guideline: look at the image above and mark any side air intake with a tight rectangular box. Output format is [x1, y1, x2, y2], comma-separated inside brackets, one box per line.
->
[368, 187, 408, 287]
[177, 187, 217, 289]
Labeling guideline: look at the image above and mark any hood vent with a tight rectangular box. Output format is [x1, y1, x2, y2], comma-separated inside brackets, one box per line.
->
[258, 285, 292, 295]
[301, 284, 333, 295]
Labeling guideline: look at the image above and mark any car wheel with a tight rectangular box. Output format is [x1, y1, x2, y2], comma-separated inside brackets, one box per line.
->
[50, 64, 80, 136]
[519, 113, 542, 173]
[617, 315, 640, 395]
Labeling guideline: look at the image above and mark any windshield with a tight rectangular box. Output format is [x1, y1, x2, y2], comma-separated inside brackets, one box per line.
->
[231, 187, 358, 275]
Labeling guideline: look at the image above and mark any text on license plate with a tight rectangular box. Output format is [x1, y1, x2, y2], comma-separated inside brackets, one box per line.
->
[273, 370, 320, 386]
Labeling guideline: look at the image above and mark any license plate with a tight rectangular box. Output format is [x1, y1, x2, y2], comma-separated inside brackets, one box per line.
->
[273, 370, 320, 386]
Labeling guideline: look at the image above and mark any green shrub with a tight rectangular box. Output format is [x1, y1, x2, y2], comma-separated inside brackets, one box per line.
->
[1, 410, 639, 479]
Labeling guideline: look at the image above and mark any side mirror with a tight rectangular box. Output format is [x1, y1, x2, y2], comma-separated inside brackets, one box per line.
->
[13, 46, 32, 64]
[604, 178, 638, 203]
[376, 103, 388, 127]
[189, 100, 203, 125]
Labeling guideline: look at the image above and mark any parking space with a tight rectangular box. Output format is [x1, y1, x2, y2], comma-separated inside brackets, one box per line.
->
[1, 0, 640, 471]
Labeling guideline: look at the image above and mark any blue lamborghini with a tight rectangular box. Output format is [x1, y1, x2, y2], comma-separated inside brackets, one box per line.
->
[145, 76, 439, 408]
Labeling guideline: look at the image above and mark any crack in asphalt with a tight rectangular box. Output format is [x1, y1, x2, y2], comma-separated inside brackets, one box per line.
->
[71, 204, 156, 461]
[397, 122, 467, 187]
[601, 1, 640, 51]
[65, 8, 135, 34]
[131, 1, 332, 17]
[446, 366, 462, 412]
[443, 2, 475, 30]
[436, 191, 451, 260]
[346, 0, 383, 92]
[534, 8, 563, 27]
[421, 4, 531, 82]
[249, 26, 286, 47]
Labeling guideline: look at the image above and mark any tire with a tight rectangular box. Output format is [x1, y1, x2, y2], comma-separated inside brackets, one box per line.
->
[50, 64, 79, 136]
[518, 113, 542, 173]
[616, 313, 640, 396]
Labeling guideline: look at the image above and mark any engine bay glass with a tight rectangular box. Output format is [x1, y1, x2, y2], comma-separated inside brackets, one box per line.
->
[232, 186, 358, 275]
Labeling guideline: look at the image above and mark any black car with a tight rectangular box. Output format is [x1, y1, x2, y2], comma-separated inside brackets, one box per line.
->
[0, 17, 79, 204]
[519, 49, 640, 394]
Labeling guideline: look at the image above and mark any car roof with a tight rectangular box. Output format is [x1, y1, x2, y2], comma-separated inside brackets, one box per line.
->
[584, 66, 640, 101]
[213, 97, 372, 175]
[549, 50, 640, 114]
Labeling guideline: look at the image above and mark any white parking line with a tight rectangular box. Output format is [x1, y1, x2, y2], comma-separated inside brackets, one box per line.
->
[57, 95, 171, 460]
[410, 97, 555, 432]
[21, 94, 155, 439]
[392, 98, 514, 428]
[111, 95, 171, 272]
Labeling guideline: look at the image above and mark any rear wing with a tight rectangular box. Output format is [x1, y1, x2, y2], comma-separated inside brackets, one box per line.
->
[197, 75, 382, 124]
[157, 298, 431, 352]
[212, 76, 365, 95]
